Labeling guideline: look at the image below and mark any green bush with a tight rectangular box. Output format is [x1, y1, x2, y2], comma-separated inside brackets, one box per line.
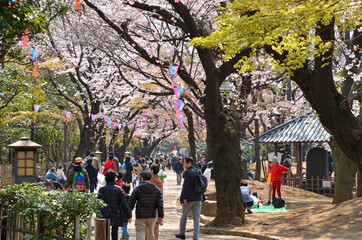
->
[0, 183, 106, 239]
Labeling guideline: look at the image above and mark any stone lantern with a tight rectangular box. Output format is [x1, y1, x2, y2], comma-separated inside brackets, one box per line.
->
[7, 137, 42, 184]
[95, 150, 102, 162]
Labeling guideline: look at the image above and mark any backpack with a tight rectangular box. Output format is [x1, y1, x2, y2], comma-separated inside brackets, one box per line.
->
[283, 159, 291, 168]
[120, 163, 126, 174]
[194, 170, 208, 194]
[73, 171, 85, 191]
[141, 164, 147, 171]
[273, 197, 285, 208]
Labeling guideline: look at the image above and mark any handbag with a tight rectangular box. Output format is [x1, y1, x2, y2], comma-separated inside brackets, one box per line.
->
[158, 164, 167, 179]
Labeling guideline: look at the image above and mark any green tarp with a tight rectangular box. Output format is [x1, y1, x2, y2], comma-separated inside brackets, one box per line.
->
[245, 205, 289, 213]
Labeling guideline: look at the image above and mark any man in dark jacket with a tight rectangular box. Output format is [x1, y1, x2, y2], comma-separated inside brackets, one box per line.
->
[65, 157, 90, 192]
[174, 158, 184, 185]
[123, 157, 133, 184]
[129, 170, 163, 240]
[98, 170, 132, 240]
[176, 157, 205, 240]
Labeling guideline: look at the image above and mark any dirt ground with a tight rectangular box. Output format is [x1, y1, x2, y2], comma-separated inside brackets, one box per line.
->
[203, 181, 362, 240]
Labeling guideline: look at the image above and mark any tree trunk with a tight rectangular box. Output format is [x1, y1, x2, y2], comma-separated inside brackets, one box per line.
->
[205, 74, 243, 226]
[254, 118, 261, 180]
[331, 138, 357, 204]
[184, 108, 197, 161]
[357, 169, 362, 198]
[99, 128, 108, 163]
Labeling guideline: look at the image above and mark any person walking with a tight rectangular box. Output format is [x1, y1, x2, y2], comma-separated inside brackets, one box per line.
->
[85, 158, 98, 193]
[98, 170, 132, 240]
[150, 164, 163, 240]
[176, 157, 205, 240]
[65, 157, 90, 192]
[174, 158, 184, 185]
[109, 152, 120, 173]
[128, 170, 164, 240]
[271, 156, 289, 200]
[123, 157, 133, 184]
[103, 156, 117, 174]
[137, 159, 150, 181]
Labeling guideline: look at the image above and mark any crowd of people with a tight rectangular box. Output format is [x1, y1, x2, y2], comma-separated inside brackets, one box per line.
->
[35, 151, 210, 240]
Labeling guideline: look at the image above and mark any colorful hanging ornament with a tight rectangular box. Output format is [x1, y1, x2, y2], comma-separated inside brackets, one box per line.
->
[33, 104, 40, 120]
[178, 114, 184, 126]
[103, 115, 108, 122]
[117, 124, 122, 130]
[107, 119, 112, 127]
[8, 0, 17, 8]
[175, 0, 180, 2]
[131, 124, 135, 129]
[202, 120, 206, 126]
[65, 112, 71, 119]
[168, 65, 179, 88]
[91, 114, 96, 121]
[75, 0, 80, 11]
[22, 28, 29, 48]
[137, 119, 140, 123]
[142, 110, 146, 114]
[143, 116, 146, 121]
[30, 49, 40, 76]
[113, 123, 117, 129]
[174, 87, 182, 99]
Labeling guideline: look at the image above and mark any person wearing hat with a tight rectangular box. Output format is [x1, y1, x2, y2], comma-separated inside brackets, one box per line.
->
[65, 157, 90, 193]
[270, 156, 289, 200]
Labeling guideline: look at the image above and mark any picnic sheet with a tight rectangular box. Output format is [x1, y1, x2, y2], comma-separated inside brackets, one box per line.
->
[245, 205, 289, 213]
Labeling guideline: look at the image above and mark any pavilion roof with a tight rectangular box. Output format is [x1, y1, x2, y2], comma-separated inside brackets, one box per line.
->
[258, 112, 331, 143]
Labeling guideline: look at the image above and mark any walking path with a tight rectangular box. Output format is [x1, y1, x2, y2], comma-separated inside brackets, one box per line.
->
[123, 171, 254, 240]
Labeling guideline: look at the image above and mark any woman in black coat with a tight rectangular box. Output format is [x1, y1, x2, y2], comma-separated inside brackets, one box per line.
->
[98, 170, 132, 240]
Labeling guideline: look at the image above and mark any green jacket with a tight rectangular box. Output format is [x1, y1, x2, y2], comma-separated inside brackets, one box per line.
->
[65, 166, 90, 191]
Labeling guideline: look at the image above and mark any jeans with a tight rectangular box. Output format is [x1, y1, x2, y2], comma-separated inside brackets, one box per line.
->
[111, 226, 118, 240]
[121, 222, 129, 238]
[179, 201, 202, 240]
[176, 172, 182, 185]
[135, 218, 155, 240]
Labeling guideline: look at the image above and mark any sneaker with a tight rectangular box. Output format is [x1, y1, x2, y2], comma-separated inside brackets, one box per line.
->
[175, 233, 186, 239]
[266, 200, 271, 205]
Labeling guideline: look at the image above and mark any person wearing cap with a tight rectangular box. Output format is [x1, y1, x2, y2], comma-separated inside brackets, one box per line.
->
[65, 157, 90, 193]
[270, 156, 289, 200]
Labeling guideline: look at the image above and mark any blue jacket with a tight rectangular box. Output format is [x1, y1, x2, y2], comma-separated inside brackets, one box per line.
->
[180, 166, 205, 203]
[85, 165, 98, 185]
[240, 186, 253, 203]
[44, 172, 59, 181]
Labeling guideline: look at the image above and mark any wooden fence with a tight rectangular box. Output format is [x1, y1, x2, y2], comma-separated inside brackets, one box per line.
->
[0, 165, 12, 188]
[281, 174, 357, 197]
[0, 209, 111, 240]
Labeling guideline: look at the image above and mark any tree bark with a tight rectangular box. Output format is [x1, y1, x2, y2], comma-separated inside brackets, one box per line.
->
[331, 138, 357, 204]
[99, 128, 108, 163]
[184, 108, 197, 162]
[254, 118, 261, 180]
[357, 169, 362, 198]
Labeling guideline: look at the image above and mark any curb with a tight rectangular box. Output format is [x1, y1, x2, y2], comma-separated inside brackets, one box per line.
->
[200, 227, 280, 240]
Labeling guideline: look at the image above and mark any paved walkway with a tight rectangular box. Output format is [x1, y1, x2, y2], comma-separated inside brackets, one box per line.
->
[122, 171, 254, 240]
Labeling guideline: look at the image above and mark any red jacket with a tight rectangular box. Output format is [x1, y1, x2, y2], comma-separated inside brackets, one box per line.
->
[271, 163, 289, 181]
[103, 160, 116, 174]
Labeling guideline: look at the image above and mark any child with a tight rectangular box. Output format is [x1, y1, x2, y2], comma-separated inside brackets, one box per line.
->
[270, 156, 289, 200]
[240, 180, 253, 214]
[266, 161, 273, 205]
[116, 172, 125, 187]
[121, 184, 131, 240]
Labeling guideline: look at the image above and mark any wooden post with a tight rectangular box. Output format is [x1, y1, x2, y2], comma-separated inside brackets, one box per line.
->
[274, 143, 278, 157]
[75, 215, 80, 240]
[86, 218, 91, 240]
[15, 211, 20, 240]
[95, 219, 110, 240]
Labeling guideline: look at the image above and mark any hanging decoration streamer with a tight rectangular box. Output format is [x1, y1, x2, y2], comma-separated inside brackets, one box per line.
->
[175, 0, 180, 2]
[8, 0, 17, 8]
[202, 120, 206, 126]
[178, 114, 184, 126]
[65, 112, 71, 119]
[113, 123, 117, 129]
[174, 87, 182, 99]
[107, 119, 112, 127]
[30, 49, 40, 76]
[117, 124, 122, 130]
[91, 114, 96, 121]
[131, 124, 135, 129]
[168, 65, 179, 88]
[103, 116, 108, 122]
[75, 0, 80, 11]
[22, 28, 29, 48]
[33, 104, 40, 120]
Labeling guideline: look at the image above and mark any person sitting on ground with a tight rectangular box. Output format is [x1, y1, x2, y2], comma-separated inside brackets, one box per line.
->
[85, 158, 98, 193]
[44, 167, 64, 191]
[56, 166, 67, 186]
[65, 157, 90, 193]
[240, 180, 253, 214]
[271, 156, 289, 200]
[128, 170, 164, 240]
[98, 170, 132, 240]
[150, 164, 163, 240]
